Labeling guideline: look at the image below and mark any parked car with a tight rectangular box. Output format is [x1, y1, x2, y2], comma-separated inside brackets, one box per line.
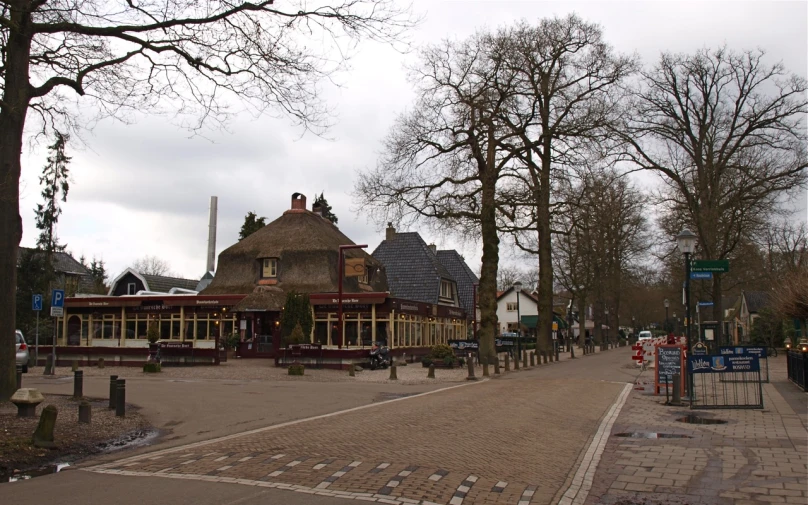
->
[638, 330, 653, 342]
[15, 330, 30, 372]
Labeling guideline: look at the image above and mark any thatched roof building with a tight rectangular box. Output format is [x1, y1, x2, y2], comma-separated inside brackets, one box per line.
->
[202, 193, 388, 311]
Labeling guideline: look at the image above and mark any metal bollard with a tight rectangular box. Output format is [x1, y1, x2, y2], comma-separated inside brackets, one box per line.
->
[73, 370, 83, 399]
[530, 352, 535, 367]
[16, 366, 22, 390]
[389, 365, 397, 380]
[116, 379, 126, 417]
[671, 374, 682, 406]
[427, 364, 435, 379]
[555, 346, 560, 362]
[466, 357, 477, 380]
[348, 364, 355, 377]
[522, 352, 528, 368]
[504, 354, 510, 371]
[109, 375, 118, 409]
[78, 400, 91, 424]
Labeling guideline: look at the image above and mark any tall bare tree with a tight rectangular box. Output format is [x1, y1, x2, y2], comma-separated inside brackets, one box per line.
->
[0, 0, 414, 399]
[620, 47, 808, 346]
[131, 255, 174, 277]
[493, 16, 637, 352]
[355, 33, 516, 366]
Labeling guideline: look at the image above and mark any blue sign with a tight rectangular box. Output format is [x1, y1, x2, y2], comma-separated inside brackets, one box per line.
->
[51, 289, 65, 308]
[32, 294, 43, 311]
[698, 301, 714, 306]
[691, 272, 713, 280]
[688, 354, 760, 373]
[719, 346, 765, 359]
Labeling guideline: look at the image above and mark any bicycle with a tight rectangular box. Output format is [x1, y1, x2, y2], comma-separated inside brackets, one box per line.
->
[767, 345, 778, 358]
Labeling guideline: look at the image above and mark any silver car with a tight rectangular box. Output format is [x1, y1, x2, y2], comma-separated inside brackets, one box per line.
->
[15, 330, 30, 372]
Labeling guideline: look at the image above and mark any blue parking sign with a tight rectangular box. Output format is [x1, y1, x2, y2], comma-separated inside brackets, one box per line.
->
[51, 289, 65, 308]
[32, 294, 43, 311]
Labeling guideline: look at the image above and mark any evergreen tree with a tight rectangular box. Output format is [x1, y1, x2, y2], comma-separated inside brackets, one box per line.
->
[15, 249, 54, 341]
[280, 291, 313, 341]
[313, 192, 338, 224]
[35, 132, 71, 256]
[81, 256, 109, 294]
[239, 211, 267, 240]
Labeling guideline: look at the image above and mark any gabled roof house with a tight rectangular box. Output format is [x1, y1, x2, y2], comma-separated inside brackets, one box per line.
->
[18, 246, 94, 295]
[108, 268, 200, 296]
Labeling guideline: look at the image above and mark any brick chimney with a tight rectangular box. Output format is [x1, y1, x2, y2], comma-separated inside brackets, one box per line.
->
[287, 192, 306, 213]
[428, 244, 437, 254]
[386, 222, 396, 241]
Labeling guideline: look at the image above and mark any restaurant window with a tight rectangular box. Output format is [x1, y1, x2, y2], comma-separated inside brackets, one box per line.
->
[506, 302, 517, 312]
[127, 283, 137, 295]
[440, 280, 453, 299]
[261, 258, 278, 278]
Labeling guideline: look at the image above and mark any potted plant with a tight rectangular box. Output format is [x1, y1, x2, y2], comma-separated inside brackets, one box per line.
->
[421, 344, 460, 368]
[143, 321, 162, 373]
[224, 333, 240, 359]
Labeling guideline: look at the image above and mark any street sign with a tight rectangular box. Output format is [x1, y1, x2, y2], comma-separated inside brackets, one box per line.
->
[32, 294, 43, 311]
[698, 301, 714, 306]
[690, 271, 713, 280]
[51, 289, 65, 308]
[691, 259, 729, 273]
[50, 306, 64, 317]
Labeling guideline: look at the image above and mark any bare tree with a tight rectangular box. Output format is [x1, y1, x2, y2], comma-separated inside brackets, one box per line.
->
[131, 255, 174, 277]
[354, 33, 516, 366]
[493, 16, 638, 352]
[0, 0, 414, 399]
[620, 47, 808, 346]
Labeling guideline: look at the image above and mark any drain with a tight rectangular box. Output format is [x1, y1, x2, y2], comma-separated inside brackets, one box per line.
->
[614, 432, 692, 439]
[677, 415, 728, 425]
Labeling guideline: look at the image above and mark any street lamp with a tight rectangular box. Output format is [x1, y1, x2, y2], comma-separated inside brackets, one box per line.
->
[676, 228, 697, 357]
[632, 316, 636, 341]
[514, 281, 522, 365]
[664, 298, 670, 334]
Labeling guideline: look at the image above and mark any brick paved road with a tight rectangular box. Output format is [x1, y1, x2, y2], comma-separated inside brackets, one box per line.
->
[85, 349, 632, 505]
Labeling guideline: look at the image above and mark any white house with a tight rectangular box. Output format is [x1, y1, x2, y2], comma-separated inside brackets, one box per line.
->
[496, 287, 539, 334]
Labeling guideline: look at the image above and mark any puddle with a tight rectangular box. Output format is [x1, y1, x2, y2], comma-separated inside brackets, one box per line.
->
[6, 463, 70, 483]
[96, 429, 159, 452]
[676, 415, 728, 425]
[614, 432, 692, 439]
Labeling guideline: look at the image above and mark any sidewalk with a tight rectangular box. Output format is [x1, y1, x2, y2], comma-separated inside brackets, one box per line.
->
[585, 354, 808, 505]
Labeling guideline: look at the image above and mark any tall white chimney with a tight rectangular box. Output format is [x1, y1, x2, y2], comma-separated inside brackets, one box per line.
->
[206, 196, 218, 273]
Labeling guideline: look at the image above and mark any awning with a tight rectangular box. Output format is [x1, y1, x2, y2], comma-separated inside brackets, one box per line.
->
[520, 314, 568, 329]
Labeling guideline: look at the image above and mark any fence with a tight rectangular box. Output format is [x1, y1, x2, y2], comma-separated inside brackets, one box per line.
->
[687, 354, 763, 410]
[786, 350, 807, 392]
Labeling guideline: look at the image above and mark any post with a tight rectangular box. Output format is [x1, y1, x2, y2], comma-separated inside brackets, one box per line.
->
[116, 379, 126, 417]
[52, 316, 57, 372]
[516, 288, 521, 364]
[466, 356, 477, 380]
[35, 310, 40, 366]
[337, 244, 368, 350]
[685, 251, 692, 356]
[522, 352, 527, 369]
[671, 373, 681, 406]
[16, 366, 22, 390]
[78, 401, 92, 424]
[73, 370, 83, 399]
[389, 364, 397, 380]
[530, 352, 535, 367]
[504, 354, 510, 371]
[109, 375, 118, 409]
[427, 364, 435, 379]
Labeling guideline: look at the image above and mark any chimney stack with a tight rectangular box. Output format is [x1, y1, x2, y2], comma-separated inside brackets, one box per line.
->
[428, 244, 437, 254]
[290, 192, 306, 212]
[206, 196, 218, 273]
[386, 222, 396, 241]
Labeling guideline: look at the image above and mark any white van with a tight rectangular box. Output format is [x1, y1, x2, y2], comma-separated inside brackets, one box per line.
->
[638, 331, 653, 341]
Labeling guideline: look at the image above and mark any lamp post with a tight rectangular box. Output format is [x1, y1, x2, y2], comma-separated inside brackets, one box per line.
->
[514, 281, 522, 362]
[631, 316, 635, 341]
[604, 306, 610, 346]
[673, 312, 677, 335]
[664, 298, 670, 334]
[676, 229, 697, 357]
[337, 244, 368, 349]
[567, 297, 575, 358]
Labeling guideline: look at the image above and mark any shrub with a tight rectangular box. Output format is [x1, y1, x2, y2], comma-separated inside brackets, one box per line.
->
[143, 362, 161, 373]
[146, 321, 160, 344]
[284, 323, 306, 347]
[288, 363, 305, 376]
[225, 333, 240, 351]
[428, 344, 455, 361]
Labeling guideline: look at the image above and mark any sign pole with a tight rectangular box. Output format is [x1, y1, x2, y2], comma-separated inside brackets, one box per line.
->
[35, 310, 39, 365]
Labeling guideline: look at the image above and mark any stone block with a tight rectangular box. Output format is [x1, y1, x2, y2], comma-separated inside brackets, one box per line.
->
[11, 388, 45, 418]
[32, 404, 58, 448]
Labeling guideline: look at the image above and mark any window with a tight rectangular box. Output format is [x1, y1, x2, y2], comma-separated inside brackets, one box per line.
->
[127, 283, 137, 295]
[506, 302, 518, 312]
[262, 258, 278, 278]
[440, 280, 453, 299]
[359, 267, 371, 284]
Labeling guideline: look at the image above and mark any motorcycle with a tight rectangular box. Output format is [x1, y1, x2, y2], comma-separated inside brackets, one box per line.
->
[369, 344, 391, 370]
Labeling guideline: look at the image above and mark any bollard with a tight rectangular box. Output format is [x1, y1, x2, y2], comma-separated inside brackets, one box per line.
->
[348, 364, 355, 377]
[16, 366, 22, 390]
[73, 370, 83, 399]
[98, 357, 105, 369]
[115, 379, 126, 417]
[109, 375, 118, 409]
[71, 360, 78, 372]
[43, 354, 54, 376]
[522, 352, 528, 369]
[32, 405, 58, 448]
[514, 351, 520, 370]
[570, 342, 575, 359]
[466, 356, 477, 380]
[504, 354, 510, 372]
[530, 352, 535, 367]
[427, 364, 435, 379]
[671, 374, 682, 406]
[78, 400, 91, 424]
[389, 365, 397, 381]
[555, 346, 560, 362]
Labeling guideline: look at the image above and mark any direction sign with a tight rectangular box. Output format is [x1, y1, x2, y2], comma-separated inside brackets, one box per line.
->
[690, 271, 713, 280]
[51, 289, 65, 308]
[698, 301, 714, 306]
[691, 259, 729, 273]
[32, 294, 43, 311]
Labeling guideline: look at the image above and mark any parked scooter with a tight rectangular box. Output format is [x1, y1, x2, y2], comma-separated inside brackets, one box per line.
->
[369, 343, 391, 370]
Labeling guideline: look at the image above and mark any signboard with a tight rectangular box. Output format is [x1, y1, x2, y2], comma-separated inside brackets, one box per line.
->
[344, 257, 365, 277]
[690, 272, 713, 280]
[50, 306, 64, 317]
[655, 345, 685, 394]
[51, 289, 65, 308]
[704, 329, 714, 341]
[720, 346, 765, 358]
[159, 342, 193, 349]
[449, 340, 479, 351]
[32, 294, 43, 311]
[698, 301, 714, 306]
[688, 354, 760, 373]
[691, 259, 729, 273]
[692, 342, 708, 355]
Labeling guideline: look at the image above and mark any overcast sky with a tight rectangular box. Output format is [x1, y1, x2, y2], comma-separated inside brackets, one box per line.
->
[18, 0, 808, 281]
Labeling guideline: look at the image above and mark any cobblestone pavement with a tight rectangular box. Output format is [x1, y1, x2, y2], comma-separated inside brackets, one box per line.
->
[586, 354, 808, 505]
[87, 348, 631, 505]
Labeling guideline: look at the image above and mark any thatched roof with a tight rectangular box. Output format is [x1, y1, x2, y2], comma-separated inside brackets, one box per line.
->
[232, 288, 287, 312]
[202, 207, 388, 308]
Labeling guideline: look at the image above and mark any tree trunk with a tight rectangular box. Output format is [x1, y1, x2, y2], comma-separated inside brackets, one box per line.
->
[712, 274, 724, 345]
[477, 133, 500, 366]
[536, 141, 553, 354]
[577, 295, 587, 347]
[0, 0, 33, 400]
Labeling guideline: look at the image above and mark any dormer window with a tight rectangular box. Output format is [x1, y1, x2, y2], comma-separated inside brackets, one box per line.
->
[359, 267, 372, 285]
[440, 280, 453, 299]
[261, 258, 278, 278]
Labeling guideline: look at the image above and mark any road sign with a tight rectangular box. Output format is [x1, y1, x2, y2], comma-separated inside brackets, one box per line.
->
[698, 301, 714, 306]
[50, 306, 64, 317]
[32, 294, 43, 311]
[691, 259, 729, 273]
[690, 271, 713, 280]
[51, 289, 65, 308]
